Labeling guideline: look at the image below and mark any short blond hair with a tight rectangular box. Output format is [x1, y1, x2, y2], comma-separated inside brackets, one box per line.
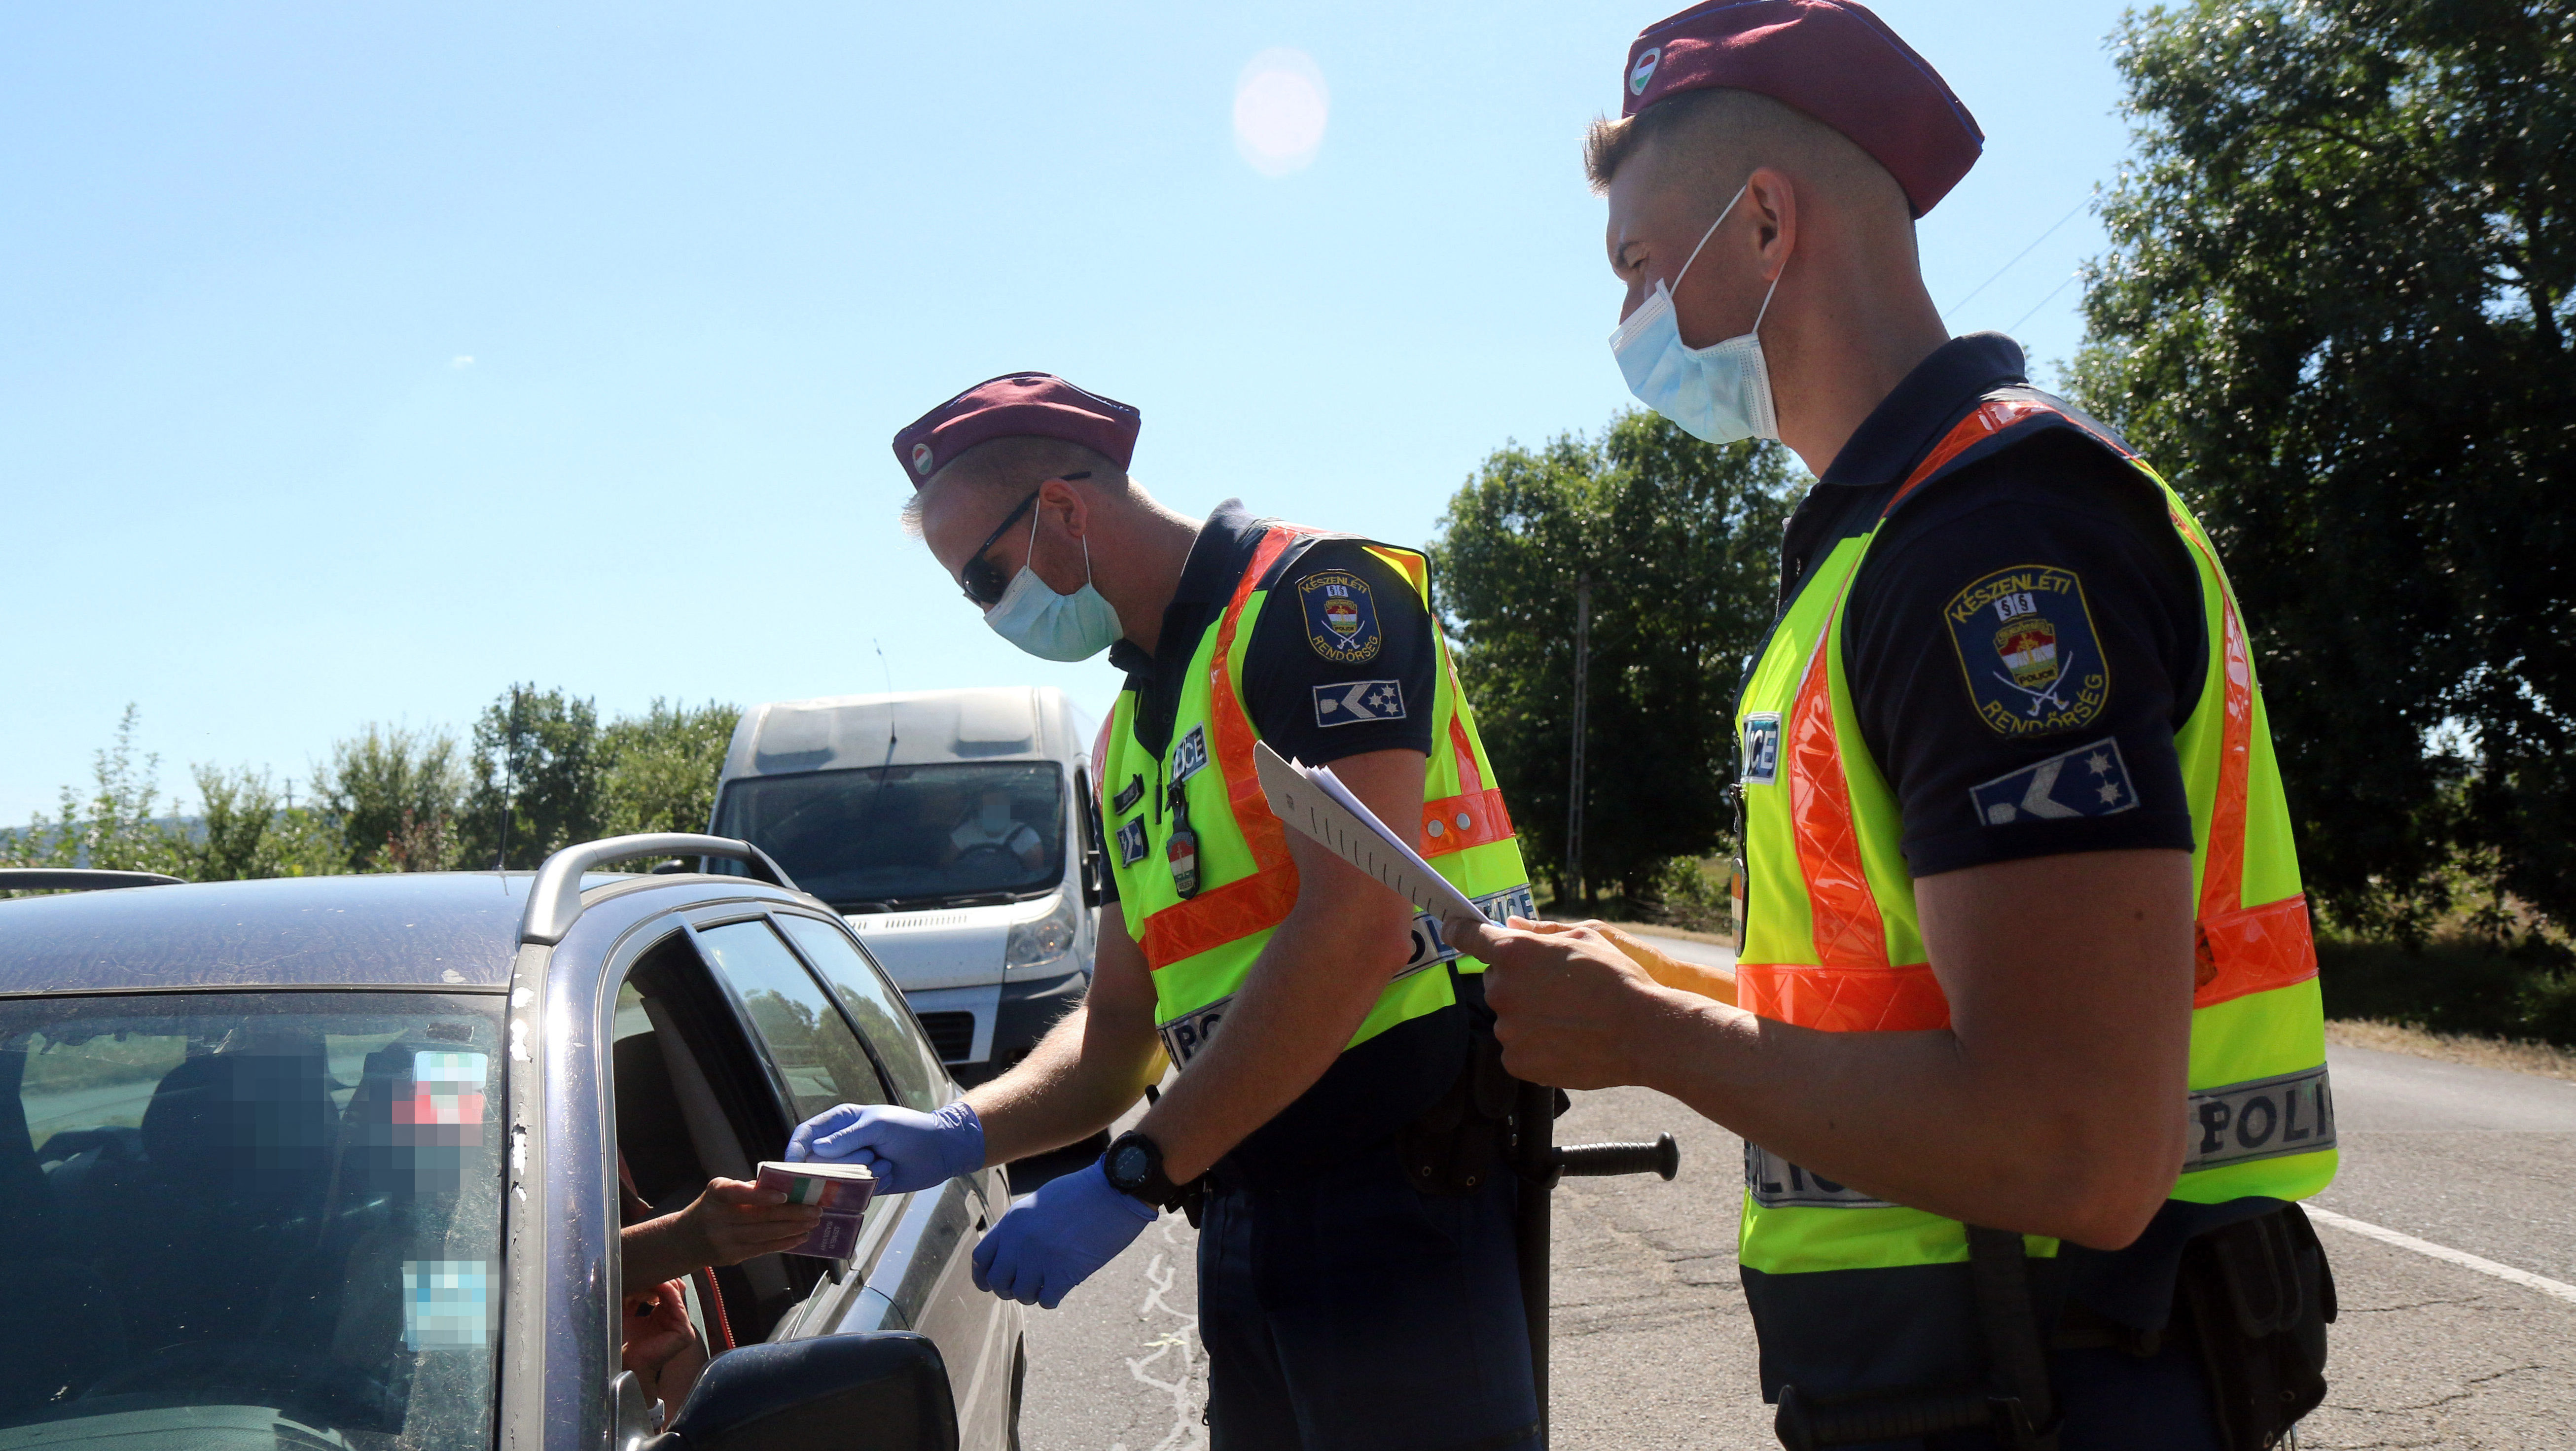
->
[1584, 87, 1903, 220]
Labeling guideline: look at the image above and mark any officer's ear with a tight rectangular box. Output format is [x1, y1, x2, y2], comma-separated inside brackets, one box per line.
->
[1742, 166, 1799, 278]
[1036, 473, 1095, 542]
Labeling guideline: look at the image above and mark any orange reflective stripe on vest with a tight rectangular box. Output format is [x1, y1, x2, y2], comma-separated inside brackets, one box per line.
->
[1138, 526, 1311, 969]
[1740, 421, 1994, 1032]
[2168, 506, 2319, 1009]
[1423, 714, 1515, 856]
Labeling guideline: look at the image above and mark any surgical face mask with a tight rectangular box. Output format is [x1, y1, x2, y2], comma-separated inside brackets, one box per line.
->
[1608, 182, 1784, 445]
[981, 510, 1123, 662]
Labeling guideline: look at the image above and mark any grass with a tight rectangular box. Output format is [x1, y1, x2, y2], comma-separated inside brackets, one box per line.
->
[2324, 1019, 2576, 1082]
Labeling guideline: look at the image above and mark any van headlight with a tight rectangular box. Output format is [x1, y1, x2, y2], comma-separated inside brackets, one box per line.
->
[1006, 893, 1078, 969]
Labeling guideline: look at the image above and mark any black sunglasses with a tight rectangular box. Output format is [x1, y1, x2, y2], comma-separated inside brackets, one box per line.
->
[959, 472, 1091, 608]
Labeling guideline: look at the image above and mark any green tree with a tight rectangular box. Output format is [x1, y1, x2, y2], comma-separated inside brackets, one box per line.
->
[601, 699, 740, 838]
[2070, 0, 2575, 939]
[1432, 411, 1796, 903]
[186, 764, 343, 880]
[457, 685, 607, 870]
[313, 725, 468, 872]
[4, 707, 185, 877]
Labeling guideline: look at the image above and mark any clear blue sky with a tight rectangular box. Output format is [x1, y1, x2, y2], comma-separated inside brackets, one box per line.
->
[1, 0, 2142, 822]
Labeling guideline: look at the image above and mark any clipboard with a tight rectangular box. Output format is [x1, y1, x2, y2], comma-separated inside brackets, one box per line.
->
[1251, 739, 1493, 929]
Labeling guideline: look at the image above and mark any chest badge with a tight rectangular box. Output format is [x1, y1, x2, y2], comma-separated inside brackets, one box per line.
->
[1944, 565, 2110, 737]
[1171, 725, 1210, 784]
[1741, 713, 1781, 785]
[1165, 784, 1199, 899]
[1298, 569, 1383, 665]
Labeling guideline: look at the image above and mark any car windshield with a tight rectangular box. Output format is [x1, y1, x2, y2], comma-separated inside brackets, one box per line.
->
[0, 991, 504, 1451]
[714, 762, 1066, 911]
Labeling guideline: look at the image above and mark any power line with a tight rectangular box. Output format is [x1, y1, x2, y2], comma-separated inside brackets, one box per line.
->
[2005, 270, 2084, 338]
[1943, 188, 2096, 319]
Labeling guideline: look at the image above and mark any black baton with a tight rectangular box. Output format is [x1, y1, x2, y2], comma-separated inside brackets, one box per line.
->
[1514, 1079, 1681, 1448]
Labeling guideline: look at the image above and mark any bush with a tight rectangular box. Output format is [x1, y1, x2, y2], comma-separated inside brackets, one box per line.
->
[1646, 856, 1733, 936]
[2317, 931, 2576, 1048]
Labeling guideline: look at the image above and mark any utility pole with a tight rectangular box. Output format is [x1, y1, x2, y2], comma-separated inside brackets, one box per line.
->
[1566, 573, 1591, 908]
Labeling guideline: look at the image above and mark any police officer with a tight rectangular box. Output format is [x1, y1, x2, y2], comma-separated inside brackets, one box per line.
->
[794, 373, 1543, 1451]
[1457, 5, 2337, 1449]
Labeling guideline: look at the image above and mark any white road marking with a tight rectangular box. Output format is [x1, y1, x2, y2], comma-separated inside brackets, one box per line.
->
[2305, 1203, 2576, 1306]
[1109, 1216, 1206, 1451]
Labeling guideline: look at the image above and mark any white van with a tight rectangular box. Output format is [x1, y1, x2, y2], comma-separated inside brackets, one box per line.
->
[710, 687, 1103, 1087]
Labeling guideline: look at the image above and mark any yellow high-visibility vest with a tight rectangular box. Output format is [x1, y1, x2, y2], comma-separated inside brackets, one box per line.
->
[1101, 523, 1535, 1068]
[1731, 389, 2335, 1396]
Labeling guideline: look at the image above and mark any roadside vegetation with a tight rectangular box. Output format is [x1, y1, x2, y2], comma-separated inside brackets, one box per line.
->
[1, 691, 736, 885]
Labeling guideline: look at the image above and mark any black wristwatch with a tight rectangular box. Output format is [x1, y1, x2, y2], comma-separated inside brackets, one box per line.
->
[1102, 1130, 1185, 1210]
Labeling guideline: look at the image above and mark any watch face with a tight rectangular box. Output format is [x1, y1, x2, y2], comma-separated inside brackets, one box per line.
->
[1109, 1143, 1150, 1187]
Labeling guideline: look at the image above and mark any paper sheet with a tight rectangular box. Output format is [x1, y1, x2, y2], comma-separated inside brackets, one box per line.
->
[1252, 740, 1492, 929]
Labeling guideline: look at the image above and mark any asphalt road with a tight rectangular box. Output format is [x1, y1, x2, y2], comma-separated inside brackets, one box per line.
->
[1020, 932, 2576, 1449]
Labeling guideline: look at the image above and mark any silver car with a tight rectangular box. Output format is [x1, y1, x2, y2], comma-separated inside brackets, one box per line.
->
[0, 835, 1024, 1451]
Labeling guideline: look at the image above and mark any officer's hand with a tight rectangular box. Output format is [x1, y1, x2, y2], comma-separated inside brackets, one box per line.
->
[786, 1100, 985, 1195]
[1452, 917, 1699, 1090]
[969, 1159, 1155, 1310]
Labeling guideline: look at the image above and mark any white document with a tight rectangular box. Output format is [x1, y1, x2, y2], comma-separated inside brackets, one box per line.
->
[1252, 739, 1493, 929]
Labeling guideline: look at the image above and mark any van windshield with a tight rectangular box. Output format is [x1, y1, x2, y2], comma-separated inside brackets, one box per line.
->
[716, 762, 1066, 911]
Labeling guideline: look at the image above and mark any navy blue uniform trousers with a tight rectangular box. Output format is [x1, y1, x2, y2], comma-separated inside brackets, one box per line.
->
[1867, 1340, 2226, 1451]
[1196, 1141, 1539, 1451]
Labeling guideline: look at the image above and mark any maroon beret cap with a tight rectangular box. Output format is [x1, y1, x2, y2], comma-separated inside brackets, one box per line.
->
[890, 372, 1142, 485]
[1620, 0, 1983, 218]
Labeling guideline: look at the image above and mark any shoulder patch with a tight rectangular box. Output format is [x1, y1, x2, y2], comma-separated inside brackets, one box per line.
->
[1943, 565, 2110, 737]
[1297, 569, 1383, 665]
[1970, 737, 2137, 825]
[1312, 679, 1405, 727]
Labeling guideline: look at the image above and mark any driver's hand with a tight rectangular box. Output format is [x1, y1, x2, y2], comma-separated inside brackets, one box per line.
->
[677, 1178, 822, 1267]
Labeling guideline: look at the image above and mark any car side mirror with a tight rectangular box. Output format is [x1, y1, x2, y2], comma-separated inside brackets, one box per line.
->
[647, 1333, 957, 1451]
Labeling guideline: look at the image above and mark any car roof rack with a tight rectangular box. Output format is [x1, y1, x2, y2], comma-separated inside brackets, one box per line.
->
[0, 868, 186, 895]
[520, 833, 800, 946]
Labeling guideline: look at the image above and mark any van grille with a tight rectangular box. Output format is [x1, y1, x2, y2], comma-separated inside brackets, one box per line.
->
[859, 912, 971, 932]
[916, 1012, 976, 1062]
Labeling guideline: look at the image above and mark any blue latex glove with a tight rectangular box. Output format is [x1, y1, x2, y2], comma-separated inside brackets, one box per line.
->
[970, 1159, 1155, 1309]
[786, 1100, 984, 1194]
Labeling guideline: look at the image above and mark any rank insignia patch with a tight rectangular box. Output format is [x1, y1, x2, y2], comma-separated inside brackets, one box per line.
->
[1312, 679, 1405, 727]
[1944, 564, 2110, 736]
[1297, 569, 1382, 665]
[1969, 737, 2137, 825]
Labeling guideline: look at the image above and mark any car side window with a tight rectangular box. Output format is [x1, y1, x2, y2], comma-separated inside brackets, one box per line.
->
[772, 914, 942, 1112]
[693, 920, 889, 1120]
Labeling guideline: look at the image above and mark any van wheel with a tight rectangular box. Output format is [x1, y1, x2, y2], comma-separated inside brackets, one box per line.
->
[1007, 1337, 1027, 1451]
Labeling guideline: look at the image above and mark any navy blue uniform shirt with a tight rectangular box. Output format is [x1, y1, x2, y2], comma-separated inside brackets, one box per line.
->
[1102, 501, 1455, 1174]
[1776, 332, 2206, 878]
